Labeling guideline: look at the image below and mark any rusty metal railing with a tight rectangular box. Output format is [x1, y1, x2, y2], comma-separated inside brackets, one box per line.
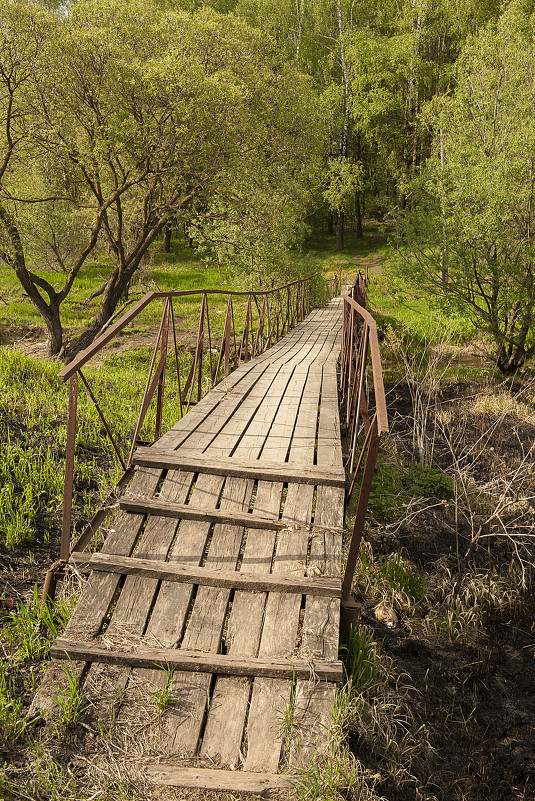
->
[340, 273, 389, 603]
[42, 275, 338, 605]
[328, 266, 343, 299]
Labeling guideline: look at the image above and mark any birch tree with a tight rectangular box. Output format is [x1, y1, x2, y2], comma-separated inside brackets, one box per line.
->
[403, 4, 535, 372]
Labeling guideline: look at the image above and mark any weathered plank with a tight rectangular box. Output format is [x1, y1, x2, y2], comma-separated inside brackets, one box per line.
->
[69, 552, 342, 596]
[145, 765, 297, 793]
[291, 349, 345, 767]
[159, 362, 310, 757]
[241, 313, 343, 774]
[244, 485, 315, 773]
[118, 497, 283, 529]
[244, 360, 321, 773]
[101, 364, 286, 730]
[132, 448, 346, 487]
[199, 482, 282, 766]
[34, 298, 349, 782]
[29, 466, 163, 716]
[80, 467, 195, 719]
[51, 639, 343, 681]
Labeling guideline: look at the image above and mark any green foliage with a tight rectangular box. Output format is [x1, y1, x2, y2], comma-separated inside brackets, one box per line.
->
[364, 458, 453, 522]
[2, 586, 71, 662]
[368, 267, 475, 346]
[362, 552, 427, 602]
[408, 465, 453, 499]
[402, 5, 535, 371]
[52, 663, 89, 730]
[0, 0, 326, 358]
[0, 349, 64, 548]
[0, 347, 121, 549]
[341, 626, 385, 692]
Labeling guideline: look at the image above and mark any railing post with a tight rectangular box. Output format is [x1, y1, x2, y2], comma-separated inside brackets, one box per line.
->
[61, 374, 78, 563]
[285, 286, 290, 334]
[197, 293, 206, 400]
[155, 299, 170, 441]
[128, 300, 168, 464]
[349, 324, 369, 474]
[224, 294, 231, 376]
[345, 306, 356, 426]
[170, 302, 184, 419]
[240, 295, 251, 362]
[342, 417, 380, 601]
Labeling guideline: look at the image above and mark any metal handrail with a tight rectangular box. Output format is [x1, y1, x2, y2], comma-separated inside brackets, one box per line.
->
[340, 274, 389, 602]
[341, 294, 388, 436]
[59, 278, 312, 381]
[42, 273, 339, 606]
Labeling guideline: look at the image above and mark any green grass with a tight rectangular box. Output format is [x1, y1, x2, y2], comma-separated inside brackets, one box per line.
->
[2, 586, 72, 662]
[361, 552, 427, 603]
[0, 236, 232, 334]
[341, 625, 385, 691]
[353, 457, 453, 524]
[0, 348, 123, 549]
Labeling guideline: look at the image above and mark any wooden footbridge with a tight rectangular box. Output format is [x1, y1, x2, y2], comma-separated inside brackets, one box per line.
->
[33, 276, 388, 795]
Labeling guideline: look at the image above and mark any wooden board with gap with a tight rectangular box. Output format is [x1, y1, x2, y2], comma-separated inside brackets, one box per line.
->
[33, 298, 346, 790]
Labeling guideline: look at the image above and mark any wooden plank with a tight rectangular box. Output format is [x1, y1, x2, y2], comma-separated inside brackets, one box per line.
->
[199, 482, 282, 767]
[51, 639, 343, 682]
[160, 360, 282, 454]
[240, 311, 343, 772]
[132, 448, 346, 487]
[69, 552, 342, 597]
[35, 298, 348, 775]
[29, 466, 163, 717]
[145, 765, 297, 793]
[115, 365, 291, 752]
[79, 361, 272, 719]
[118, 497, 283, 529]
[112, 472, 227, 733]
[154, 359, 262, 450]
[291, 355, 345, 767]
[80, 467, 195, 719]
[244, 484, 315, 773]
[102, 365, 283, 732]
[159, 362, 304, 756]
[181, 361, 311, 764]
[201, 360, 317, 769]
[244, 361, 321, 773]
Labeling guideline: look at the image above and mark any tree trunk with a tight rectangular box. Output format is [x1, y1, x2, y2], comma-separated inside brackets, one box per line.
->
[496, 346, 526, 373]
[162, 224, 172, 253]
[355, 191, 363, 238]
[328, 212, 334, 236]
[62, 291, 117, 363]
[335, 211, 344, 252]
[44, 311, 64, 358]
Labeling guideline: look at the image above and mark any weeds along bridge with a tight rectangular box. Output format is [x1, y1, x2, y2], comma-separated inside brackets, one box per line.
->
[32, 275, 388, 795]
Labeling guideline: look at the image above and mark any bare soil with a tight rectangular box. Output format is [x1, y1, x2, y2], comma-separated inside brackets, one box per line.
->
[353, 380, 535, 801]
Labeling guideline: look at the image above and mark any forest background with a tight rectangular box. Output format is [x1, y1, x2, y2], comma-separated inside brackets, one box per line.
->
[4, 0, 535, 371]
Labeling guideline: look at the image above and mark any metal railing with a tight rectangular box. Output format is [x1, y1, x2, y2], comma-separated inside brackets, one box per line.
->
[340, 273, 389, 602]
[42, 275, 336, 604]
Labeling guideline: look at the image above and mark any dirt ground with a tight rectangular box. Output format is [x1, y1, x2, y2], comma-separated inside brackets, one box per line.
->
[353, 380, 535, 801]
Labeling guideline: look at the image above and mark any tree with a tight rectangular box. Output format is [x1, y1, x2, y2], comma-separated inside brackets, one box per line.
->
[0, 0, 324, 359]
[402, 4, 535, 372]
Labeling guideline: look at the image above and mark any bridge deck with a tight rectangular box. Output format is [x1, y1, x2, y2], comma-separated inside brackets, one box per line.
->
[33, 298, 345, 793]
